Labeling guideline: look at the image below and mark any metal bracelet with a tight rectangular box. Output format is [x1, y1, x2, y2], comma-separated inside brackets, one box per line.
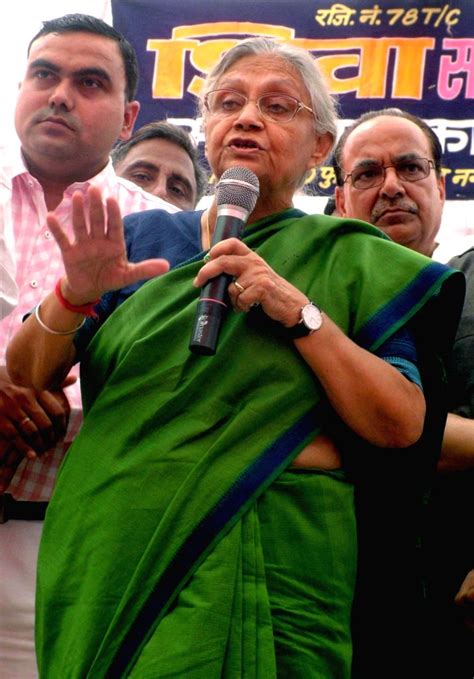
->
[34, 302, 86, 336]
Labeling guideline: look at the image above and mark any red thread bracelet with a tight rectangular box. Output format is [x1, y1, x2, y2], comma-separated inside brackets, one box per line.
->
[54, 279, 100, 318]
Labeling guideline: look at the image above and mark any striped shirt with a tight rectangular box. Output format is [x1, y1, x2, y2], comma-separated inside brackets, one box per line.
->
[0, 151, 178, 501]
[0, 174, 18, 319]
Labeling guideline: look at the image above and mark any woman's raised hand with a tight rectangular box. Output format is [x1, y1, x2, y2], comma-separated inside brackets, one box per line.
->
[47, 185, 169, 304]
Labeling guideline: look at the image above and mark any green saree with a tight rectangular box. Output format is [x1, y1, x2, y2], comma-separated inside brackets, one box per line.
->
[36, 210, 463, 678]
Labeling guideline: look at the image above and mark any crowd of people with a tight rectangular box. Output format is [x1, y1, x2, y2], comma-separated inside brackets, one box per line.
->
[0, 12, 472, 679]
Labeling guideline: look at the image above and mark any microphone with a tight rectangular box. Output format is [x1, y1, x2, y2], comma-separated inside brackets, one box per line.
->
[189, 166, 260, 355]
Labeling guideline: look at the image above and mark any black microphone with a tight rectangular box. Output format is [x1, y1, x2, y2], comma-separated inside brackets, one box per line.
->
[189, 166, 260, 356]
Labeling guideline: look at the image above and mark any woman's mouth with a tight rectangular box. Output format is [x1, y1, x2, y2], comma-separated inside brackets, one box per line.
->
[229, 138, 261, 151]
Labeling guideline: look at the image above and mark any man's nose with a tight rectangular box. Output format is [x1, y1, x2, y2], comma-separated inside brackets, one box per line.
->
[151, 176, 168, 200]
[380, 166, 405, 199]
[48, 80, 74, 111]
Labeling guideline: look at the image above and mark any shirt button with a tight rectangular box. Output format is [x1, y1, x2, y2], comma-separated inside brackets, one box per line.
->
[44, 230, 52, 239]
[30, 280, 38, 288]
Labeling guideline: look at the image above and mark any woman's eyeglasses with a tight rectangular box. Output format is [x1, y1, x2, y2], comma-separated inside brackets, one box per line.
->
[204, 89, 314, 124]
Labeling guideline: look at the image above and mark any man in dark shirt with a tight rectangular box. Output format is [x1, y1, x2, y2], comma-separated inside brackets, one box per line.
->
[333, 107, 473, 678]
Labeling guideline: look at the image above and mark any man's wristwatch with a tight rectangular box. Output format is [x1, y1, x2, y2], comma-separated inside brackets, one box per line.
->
[286, 301, 323, 339]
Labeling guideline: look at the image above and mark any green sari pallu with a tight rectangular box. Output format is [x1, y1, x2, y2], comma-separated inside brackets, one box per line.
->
[36, 210, 464, 678]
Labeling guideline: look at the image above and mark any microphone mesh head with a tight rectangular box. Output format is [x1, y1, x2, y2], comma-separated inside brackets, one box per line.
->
[216, 167, 260, 213]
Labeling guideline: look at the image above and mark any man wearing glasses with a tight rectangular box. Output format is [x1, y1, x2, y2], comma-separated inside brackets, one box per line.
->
[333, 108, 444, 257]
[333, 108, 473, 679]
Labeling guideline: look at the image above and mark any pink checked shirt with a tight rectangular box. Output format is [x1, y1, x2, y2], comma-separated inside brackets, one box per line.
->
[0, 151, 178, 501]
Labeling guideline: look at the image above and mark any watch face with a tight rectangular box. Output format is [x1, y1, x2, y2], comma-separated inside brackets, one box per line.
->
[302, 303, 323, 331]
[286, 302, 323, 339]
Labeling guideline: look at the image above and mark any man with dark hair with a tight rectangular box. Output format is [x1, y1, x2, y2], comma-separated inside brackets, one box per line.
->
[333, 107, 473, 678]
[27, 13, 140, 102]
[0, 14, 177, 675]
[112, 120, 208, 209]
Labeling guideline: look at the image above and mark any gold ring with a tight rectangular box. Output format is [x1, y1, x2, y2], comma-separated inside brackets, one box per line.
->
[234, 281, 245, 294]
[21, 416, 32, 426]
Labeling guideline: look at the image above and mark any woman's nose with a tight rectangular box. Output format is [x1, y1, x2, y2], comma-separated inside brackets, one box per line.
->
[233, 100, 264, 128]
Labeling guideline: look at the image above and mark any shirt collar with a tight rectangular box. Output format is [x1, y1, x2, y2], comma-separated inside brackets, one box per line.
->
[3, 143, 115, 188]
[63, 159, 115, 194]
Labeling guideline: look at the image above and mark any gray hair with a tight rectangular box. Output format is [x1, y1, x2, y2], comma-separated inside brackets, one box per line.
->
[199, 37, 338, 143]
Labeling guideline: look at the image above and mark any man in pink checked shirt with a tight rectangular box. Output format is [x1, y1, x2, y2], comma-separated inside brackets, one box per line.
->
[0, 14, 178, 677]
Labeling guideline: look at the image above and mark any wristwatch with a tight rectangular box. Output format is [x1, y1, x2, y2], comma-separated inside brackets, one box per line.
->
[286, 301, 323, 339]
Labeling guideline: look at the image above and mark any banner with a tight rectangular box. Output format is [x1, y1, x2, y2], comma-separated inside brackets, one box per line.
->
[111, 0, 474, 200]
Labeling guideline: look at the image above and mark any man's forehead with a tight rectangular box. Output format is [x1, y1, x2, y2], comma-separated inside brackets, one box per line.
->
[135, 138, 195, 173]
[343, 116, 431, 163]
[28, 31, 121, 68]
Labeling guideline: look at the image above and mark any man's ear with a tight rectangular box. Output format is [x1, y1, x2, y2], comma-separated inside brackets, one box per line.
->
[437, 172, 446, 205]
[335, 184, 347, 217]
[119, 100, 140, 141]
[202, 117, 209, 160]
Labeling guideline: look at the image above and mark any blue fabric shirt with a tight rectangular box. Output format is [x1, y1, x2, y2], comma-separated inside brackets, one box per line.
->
[74, 209, 203, 356]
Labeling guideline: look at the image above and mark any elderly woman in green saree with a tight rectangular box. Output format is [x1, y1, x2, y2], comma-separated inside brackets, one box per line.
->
[7, 37, 464, 678]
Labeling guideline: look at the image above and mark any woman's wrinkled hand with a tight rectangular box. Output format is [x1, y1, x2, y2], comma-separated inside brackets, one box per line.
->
[193, 238, 307, 327]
